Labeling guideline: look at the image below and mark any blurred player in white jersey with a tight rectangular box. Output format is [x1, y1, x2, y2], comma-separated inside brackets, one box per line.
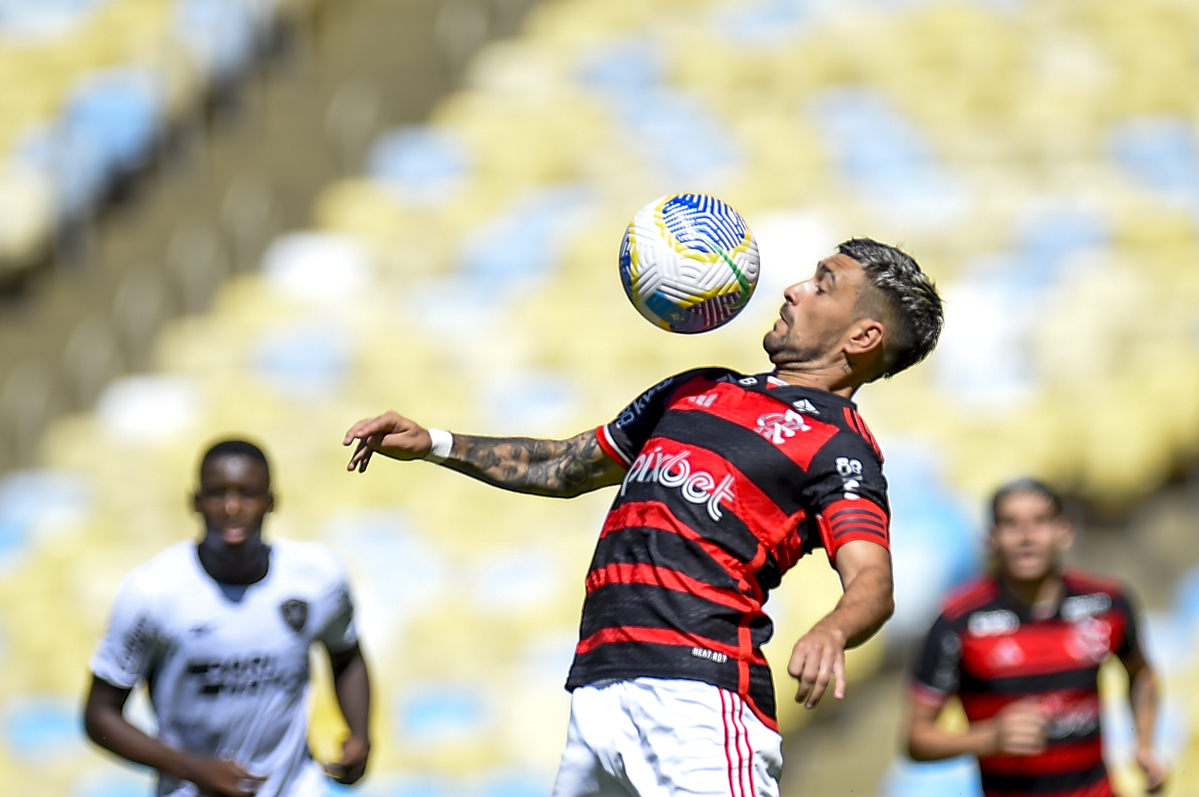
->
[84, 439, 372, 797]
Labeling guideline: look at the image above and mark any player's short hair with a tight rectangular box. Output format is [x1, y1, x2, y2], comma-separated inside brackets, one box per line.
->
[990, 477, 1064, 524]
[199, 439, 271, 481]
[839, 237, 944, 381]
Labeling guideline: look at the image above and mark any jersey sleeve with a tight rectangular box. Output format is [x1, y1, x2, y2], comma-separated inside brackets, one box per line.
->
[910, 614, 962, 708]
[1111, 588, 1143, 661]
[89, 573, 165, 690]
[314, 560, 359, 654]
[804, 431, 891, 561]
[596, 371, 694, 468]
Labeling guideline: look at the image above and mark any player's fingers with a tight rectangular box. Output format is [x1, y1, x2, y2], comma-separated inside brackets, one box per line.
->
[342, 417, 380, 445]
[229, 771, 266, 797]
[804, 648, 836, 709]
[1139, 758, 1167, 792]
[791, 656, 813, 704]
[343, 414, 397, 445]
[796, 649, 824, 708]
[347, 440, 372, 472]
[334, 763, 366, 785]
[831, 651, 847, 701]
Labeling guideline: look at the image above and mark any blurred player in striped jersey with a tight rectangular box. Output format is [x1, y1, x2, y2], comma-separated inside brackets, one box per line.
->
[344, 239, 943, 797]
[84, 440, 372, 797]
[905, 478, 1168, 796]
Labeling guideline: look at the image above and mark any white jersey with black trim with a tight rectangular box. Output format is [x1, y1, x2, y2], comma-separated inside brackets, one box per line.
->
[90, 539, 358, 797]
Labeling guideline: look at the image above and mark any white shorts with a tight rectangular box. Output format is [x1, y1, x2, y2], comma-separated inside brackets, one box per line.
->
[551, 678, 783, 797]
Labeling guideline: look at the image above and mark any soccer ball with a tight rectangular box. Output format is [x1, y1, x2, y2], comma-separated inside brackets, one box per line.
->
[619, 193, 760, 334]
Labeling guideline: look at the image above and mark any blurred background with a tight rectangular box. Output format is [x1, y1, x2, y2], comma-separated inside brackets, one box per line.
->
[0, 0, 1198, 795]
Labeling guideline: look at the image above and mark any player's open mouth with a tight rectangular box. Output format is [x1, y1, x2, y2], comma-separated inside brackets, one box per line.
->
[220, 525, 251, 544]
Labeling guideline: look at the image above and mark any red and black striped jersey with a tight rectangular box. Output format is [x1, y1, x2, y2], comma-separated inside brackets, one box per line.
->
[910, 570, 1143, 797]
[565, 367, 891, 730]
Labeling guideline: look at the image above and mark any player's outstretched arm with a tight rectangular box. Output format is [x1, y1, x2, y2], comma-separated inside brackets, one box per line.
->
[343, 411, 625, 497]
[787, 540, 893, 710]
[1123, 649, 1168, 793]
[905, 696, 1048, 761]
[83, 676, 265, 797]
[324, 643, 371, 785]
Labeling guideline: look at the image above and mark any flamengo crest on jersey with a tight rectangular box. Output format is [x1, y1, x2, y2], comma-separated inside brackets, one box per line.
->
[575, 367, 890, 731]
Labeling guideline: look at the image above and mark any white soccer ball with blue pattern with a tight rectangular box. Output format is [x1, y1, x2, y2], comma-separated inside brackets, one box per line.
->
[619, 193, 760, 334]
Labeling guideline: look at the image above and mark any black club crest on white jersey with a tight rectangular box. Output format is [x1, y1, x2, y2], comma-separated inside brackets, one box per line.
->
[279, 599, 308, 633]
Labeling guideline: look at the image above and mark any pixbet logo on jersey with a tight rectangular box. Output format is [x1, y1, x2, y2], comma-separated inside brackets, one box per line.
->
[620, 446, 735, 521]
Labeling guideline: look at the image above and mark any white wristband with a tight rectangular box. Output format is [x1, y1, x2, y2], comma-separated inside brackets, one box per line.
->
[424, 428, 453, 464]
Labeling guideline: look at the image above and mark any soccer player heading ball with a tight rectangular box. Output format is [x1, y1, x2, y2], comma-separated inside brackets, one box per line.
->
[85, 440, 372, 797]
[344, 238, 943, 797]
[905, 479, 1168, 797]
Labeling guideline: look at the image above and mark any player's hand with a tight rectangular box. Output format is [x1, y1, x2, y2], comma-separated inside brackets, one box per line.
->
[787, 623, 847, 710]
[343, 411, 432, 472]
[180, 756, 265, 797]
[1136, 747, 1168, 793]
[989, 698, 1048, 757]
[324, 734, 370, 785]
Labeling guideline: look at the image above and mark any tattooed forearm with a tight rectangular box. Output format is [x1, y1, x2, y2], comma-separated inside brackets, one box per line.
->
[441, 430, 623, 497]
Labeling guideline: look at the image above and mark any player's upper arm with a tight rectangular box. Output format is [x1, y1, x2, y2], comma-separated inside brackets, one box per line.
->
[832, 538, 892, 591]
[89, 575, 162, 690]
[910, 614, 963, 703]
[312, 551, 361, 654]
[85, 674, 133, 715]
[1111, 588, 1145, 663]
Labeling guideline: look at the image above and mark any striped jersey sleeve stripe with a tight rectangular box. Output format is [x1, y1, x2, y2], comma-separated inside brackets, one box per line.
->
[832, 525, 886, 541]
[829, 507, 886, 524]
[596, 424, 632, 468]
[908, 681, 950, 707]
[818, 497, 890, 557]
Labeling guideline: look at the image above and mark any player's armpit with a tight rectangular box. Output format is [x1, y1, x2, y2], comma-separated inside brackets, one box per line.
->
[444, 428, 625, 498]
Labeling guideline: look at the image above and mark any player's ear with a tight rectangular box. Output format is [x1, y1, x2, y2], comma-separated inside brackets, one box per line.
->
[266, 491, 276, 514]
[1056, 518, 1075, 554]
[985, 527, 998, 558]
[846, 318, 884, 354]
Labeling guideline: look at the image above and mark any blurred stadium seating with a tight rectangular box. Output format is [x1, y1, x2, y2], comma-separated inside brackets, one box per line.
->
[0, 0, 1198, 795]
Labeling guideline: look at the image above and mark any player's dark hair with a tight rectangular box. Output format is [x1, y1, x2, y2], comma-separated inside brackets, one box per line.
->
[990, 477, 1063, 524]
[199, 439, 270, 481]
[838, 237, 944, 381]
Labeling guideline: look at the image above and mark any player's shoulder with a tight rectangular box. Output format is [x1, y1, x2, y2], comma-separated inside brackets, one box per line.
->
[1062, 567, 1132, 601]
[940, 573, 1002, 621]
[113, 541, 201, 608]
[665, 366, 746, 390]
[270, 538, 347, 583]
[126, 540, 200, 589]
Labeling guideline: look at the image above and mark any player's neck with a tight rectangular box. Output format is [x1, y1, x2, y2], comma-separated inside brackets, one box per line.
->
[769, 364, 861, 398]
[999, 569, 1064, 619]
[197, 535, 271, 586]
